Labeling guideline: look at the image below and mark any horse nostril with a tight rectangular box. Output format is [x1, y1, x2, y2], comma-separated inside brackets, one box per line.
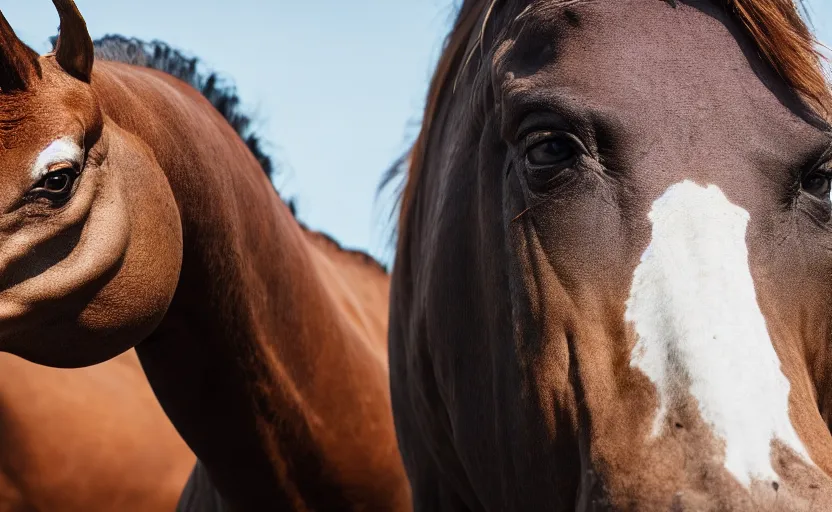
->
[675, 422, 684, 429]
[772, 481, 779, 491]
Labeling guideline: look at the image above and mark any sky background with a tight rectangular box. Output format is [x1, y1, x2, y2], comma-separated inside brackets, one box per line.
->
[2, 0, 831, 265]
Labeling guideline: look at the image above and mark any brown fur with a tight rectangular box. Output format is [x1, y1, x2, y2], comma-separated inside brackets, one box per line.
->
[0, 2, 410, 510]
[393, 0, 830, 237]
[729, 0, 830, 113]
[388, 0, 832, 510]
[0, 351, 195, 512]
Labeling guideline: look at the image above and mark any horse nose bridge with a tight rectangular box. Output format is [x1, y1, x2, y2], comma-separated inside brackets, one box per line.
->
[611, 180, 826, 505]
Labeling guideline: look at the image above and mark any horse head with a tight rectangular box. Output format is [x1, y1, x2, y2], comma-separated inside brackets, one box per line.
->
[0, 1, 182, 368]
[390, 0, 832, 509]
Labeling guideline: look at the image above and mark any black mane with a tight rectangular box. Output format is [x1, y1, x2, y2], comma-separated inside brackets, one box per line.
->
[48, 33, 387, 273]
[51, 34, 275, 180]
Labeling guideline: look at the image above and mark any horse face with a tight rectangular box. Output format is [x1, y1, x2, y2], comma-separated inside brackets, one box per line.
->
[393, 0, 832, 509]
[501, 0, 832, 507]
[0, 2, 182, 368]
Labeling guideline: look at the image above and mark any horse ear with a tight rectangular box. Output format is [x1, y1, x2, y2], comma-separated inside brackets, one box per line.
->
[52, 0, 94, 83]
[0, 9, 40, 91]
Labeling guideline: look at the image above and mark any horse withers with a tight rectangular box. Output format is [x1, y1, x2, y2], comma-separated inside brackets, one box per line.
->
[389, 0, 832, 510]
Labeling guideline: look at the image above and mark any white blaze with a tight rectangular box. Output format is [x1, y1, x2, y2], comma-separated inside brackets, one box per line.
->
[626, 180, 811, 487]
[31, 138, 83, 180]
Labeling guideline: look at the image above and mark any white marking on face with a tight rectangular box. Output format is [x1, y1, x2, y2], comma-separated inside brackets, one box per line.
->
[626, 180, 811, 488]
[30, 138, 83, 180]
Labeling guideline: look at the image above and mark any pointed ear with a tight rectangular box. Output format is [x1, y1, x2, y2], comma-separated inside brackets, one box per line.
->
[52, 0, 94, 83]
[0, 9, 40, 91]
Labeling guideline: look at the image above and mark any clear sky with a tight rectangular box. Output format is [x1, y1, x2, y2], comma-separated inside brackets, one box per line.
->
[2, 1, 831, 265]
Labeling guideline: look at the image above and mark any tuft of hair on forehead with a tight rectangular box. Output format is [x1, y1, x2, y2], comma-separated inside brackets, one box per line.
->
[729, 0, 830, 116]
[385, 0, 831, 245]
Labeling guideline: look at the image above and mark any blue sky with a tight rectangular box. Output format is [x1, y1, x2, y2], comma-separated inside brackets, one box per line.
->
[2, 1, 831, 264]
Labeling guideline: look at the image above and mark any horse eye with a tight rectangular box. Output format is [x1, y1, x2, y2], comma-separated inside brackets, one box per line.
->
[31, 167, 77, 201]
[801, 172, 832, 199]
[44, 173, 70, 192]
[525, 136, 577, 168]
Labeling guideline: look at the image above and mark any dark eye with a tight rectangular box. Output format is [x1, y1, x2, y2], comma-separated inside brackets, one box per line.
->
[526, 136, 578, 168]
[30, 167, 78, 202]
[801, 171, 832, 199]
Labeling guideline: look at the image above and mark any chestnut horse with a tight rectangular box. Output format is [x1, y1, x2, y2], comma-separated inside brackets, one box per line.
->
[0, 35, 283, 512]
[0, 350, 194, 512]
[388, 0, 832, 510]
[0, 1, 409, 510]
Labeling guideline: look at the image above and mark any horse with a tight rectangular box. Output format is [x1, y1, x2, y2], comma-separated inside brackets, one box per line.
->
[0, 1, 410, 510]
[177, 228, 397, 511]
[0, 34, 279, 512]
[0, 350, 194, 512]
[386, 0, 832, 509]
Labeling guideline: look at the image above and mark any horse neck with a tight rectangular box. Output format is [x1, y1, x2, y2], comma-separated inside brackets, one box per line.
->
[91, 62, 408, 510]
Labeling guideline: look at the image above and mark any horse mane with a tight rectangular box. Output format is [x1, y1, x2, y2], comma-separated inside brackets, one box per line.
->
[383, 0, 831, 242]
[49, 34, 389, 274]
[50, 34, 275, 180]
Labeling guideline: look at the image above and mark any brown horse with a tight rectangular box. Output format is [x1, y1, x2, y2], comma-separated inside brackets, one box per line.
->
[0, 1, 410, 510]
[388, 0, 832, 510]
[0, 350, 194, 512]
[0, 35, 281, 512]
